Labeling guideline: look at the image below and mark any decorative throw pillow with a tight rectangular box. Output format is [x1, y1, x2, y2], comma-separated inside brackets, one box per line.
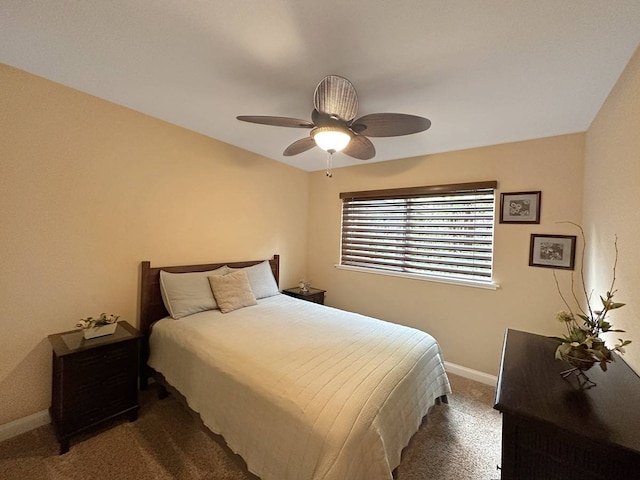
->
[208, 270, 258, 314]
[228, 260, 279, 299]
[160, 266, 229, 319]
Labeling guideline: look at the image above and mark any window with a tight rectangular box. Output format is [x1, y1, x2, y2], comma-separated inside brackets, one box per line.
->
[339, 181, 497, 286]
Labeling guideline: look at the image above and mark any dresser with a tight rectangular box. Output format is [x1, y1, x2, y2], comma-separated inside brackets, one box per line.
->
[48, 321, 142, 454]
[494, 329, 640, 479]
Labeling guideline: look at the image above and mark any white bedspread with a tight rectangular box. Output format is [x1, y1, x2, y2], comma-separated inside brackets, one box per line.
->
[148, 294, 450, 480]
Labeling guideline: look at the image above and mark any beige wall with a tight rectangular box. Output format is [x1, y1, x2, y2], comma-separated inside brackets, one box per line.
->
[584, 46, 640, 374]
[0, 63, 310, 425]
[307, 134, 585, 376]
[3, 44, 638, 428]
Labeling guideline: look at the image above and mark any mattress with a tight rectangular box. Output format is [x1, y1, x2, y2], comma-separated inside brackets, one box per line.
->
[148, 293, 451, 480]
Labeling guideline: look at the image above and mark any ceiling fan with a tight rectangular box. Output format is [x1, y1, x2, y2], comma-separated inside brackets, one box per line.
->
[236, 75, 431, 163]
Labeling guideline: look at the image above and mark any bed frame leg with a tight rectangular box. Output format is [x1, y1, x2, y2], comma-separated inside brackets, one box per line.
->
[158, 384, 169, 400]
[435, 395, 449, 405]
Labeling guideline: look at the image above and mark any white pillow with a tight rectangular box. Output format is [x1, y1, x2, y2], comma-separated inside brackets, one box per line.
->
[160, 266, 229, 319]
[229, 260, 279, 299]
[208, 270, 257, 314]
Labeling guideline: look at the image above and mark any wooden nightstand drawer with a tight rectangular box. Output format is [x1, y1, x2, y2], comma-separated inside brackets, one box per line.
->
[67, 343, 136, 380]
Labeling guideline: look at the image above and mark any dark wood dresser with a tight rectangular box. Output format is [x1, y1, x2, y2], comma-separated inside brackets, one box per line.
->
[48, 321, 142, 454]
[282, 286, 326, 305]
[494, 329, 640, 479]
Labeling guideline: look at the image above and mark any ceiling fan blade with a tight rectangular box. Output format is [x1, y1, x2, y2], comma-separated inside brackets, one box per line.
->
[237, 116, 314, 128]
[342, 135, 375, 160]
[283, 137, 317, 156]
[351, 113, 431, 137]
[313, 75, 358, 122]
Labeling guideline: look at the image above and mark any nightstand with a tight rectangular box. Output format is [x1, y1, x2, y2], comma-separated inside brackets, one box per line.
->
[48, 321, 142, 454]
[282, 286, 326, 305]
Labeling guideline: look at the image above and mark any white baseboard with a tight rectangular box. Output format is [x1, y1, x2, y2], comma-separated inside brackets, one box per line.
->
[0, 365, 494, 443]
[0, 409, 50, 443]
[444, 361, 498, 386]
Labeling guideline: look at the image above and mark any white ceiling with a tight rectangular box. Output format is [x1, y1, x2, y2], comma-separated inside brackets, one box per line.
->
[2, 1, 640, 171]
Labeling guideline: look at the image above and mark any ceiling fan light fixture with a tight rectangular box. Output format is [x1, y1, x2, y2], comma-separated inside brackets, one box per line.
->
[237, 75, 431, 164]
[311, 127, 352, 153]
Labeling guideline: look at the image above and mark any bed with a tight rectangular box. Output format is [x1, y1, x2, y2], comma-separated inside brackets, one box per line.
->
[139, 255, 451, 480]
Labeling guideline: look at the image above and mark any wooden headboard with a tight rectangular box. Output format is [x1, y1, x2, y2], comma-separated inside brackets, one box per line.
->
[139, 254, 280, 337]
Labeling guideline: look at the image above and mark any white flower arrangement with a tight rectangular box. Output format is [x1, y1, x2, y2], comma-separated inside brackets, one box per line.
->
[76, 313, 120, 330]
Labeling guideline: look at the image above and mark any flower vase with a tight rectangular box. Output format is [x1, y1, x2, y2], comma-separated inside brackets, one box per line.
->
[561, 352, 596, 372]
[560, 347, 598, 388]
[83, 322, 118, 339]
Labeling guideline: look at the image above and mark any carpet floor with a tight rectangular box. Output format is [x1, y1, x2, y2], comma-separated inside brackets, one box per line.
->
[0, 373, 502, 479]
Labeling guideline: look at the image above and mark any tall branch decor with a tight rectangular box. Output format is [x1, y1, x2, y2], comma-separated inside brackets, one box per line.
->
[552, 223, 631, 388]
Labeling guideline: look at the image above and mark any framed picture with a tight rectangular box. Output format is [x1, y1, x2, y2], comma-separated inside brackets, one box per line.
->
[529, 234, 576, 270]
[500, 191, 541, 224]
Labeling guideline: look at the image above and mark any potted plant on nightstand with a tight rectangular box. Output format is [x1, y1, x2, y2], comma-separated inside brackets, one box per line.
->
[76, 313, 120, 339]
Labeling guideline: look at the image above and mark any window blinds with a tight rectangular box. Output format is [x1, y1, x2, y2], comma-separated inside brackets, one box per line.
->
[340, 181, 497, 283]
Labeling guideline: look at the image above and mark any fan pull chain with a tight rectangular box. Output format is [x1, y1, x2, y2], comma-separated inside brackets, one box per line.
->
[326, 151, 334, 178]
